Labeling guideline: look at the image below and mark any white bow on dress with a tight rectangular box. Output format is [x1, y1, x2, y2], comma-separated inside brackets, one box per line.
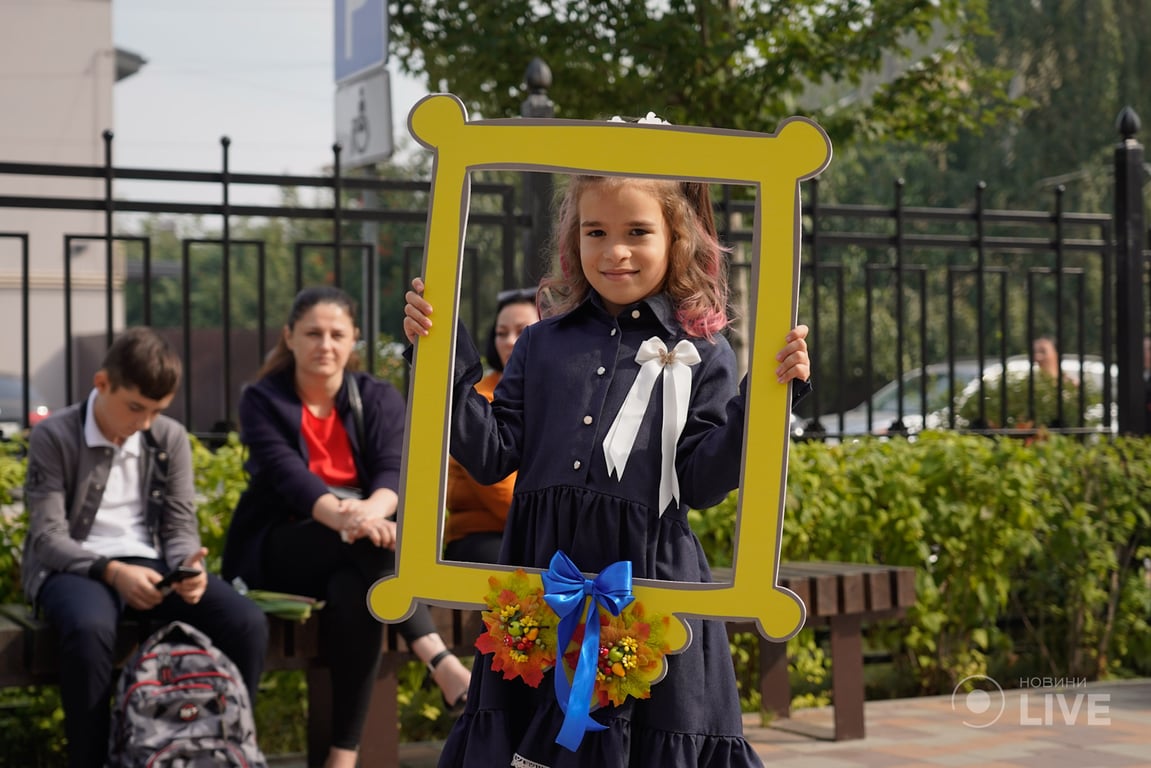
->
[602, 337, 701, 515]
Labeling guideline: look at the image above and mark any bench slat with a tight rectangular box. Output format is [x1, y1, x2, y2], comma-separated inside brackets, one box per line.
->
[840, 571, 867, 615]
[866, 571, 894, 612]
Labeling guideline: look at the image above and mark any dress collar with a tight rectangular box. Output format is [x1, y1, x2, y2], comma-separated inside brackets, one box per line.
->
[568, 291, 681, 336]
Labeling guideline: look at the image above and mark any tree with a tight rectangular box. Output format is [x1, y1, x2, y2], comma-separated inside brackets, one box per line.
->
[389, 0, 1020, 146]
[820, 0, 1151, 210]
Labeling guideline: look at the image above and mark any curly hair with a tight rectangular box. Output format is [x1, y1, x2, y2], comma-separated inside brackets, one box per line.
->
[538, 176, 730, 339]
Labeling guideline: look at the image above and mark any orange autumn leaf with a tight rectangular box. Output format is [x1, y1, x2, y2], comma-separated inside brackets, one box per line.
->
[562, 600, 671, 709]
[476, 569, 558, 688]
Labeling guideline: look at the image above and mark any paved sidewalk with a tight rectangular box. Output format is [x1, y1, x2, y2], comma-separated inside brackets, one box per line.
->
[276, 678, 1151, 767]
[742, 677, 1151, 768]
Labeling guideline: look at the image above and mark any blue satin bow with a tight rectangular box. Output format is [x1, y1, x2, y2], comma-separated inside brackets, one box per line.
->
[542, 550, 634, 751]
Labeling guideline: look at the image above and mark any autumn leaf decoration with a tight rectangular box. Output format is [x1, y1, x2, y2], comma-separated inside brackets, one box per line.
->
[477, 566, 671, 706]
[475, 568, 558, 687]
[563, 600, 671, 708]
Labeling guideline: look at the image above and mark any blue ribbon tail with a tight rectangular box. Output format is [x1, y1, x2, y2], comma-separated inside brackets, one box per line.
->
[555, 605, 606, 750]
[542, 551, 633, 752]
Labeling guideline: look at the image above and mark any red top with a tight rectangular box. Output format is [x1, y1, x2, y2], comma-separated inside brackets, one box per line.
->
[300, 405, 358, 488]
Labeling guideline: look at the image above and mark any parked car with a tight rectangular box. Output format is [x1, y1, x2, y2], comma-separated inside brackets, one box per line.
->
[0, 374, 50, 440]
[795, 360, 984, 440]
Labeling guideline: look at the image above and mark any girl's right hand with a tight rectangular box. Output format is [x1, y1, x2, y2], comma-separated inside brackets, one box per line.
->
[402, 277, 433, 343]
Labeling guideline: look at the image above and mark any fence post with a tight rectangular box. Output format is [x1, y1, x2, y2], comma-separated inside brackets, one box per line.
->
[1113, 106, 1146, 436]
[520, 57, 554, 289]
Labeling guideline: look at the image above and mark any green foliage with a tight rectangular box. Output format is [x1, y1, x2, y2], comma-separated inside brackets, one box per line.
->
[0, 686, 65, 766]
[389, 0, 1022, 148]
[727, 630, 761, 711]
[0, 440, 28, 604]
[252, 672, 308, 757]
[956, 371, 1104, 429]
[3, 431, 1149, 751]
[189, 434, 248, 575]
[693, 431, 1151, 711]
[818, 0, 1151, 210]
[0, 442, 65, 766]
[396, 657, 474, 741]
[368, 336, 411, 395]
[787, 631, 832, 710]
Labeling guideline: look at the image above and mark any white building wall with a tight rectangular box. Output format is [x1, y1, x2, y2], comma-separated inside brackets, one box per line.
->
[0, 0, 123, 409]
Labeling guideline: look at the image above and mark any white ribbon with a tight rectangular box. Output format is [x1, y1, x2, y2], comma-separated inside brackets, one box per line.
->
[602, 337, 701, 515]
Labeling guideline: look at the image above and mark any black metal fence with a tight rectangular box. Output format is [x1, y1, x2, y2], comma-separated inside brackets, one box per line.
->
[789, 181, 1120, 439]
[795, 108, 1146, 441]
[0, 113, 1147, 443]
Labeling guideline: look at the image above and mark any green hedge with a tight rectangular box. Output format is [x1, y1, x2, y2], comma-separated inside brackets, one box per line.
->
[693, 431, 1151, 706]
[2, 431, 1150, 761]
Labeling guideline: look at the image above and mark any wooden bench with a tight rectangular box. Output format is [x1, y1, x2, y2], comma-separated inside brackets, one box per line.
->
[726, 561, 918, 741]
[0, 602, 481, 768]
[0, 560, 917, 762]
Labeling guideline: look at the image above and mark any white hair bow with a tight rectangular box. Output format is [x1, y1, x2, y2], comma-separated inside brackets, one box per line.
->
[608, 111, 670, 125]
[602, 337, 701, 515]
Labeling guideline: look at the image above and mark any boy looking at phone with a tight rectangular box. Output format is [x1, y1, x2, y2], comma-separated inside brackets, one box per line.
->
[22, 327, 268, 768]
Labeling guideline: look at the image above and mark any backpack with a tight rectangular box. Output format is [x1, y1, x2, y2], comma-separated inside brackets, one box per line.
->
[107, 620, 267, 768]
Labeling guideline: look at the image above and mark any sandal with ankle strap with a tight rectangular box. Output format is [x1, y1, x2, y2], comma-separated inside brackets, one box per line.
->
[425, 649, 467, 715]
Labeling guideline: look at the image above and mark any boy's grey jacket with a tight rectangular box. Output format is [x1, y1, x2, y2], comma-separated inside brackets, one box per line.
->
[21, 401, 200, 604]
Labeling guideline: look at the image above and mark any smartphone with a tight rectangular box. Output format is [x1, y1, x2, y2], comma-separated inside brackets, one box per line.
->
[155, 566, 202, 590]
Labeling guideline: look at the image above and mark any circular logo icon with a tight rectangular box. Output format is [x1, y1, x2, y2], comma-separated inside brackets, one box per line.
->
[951, 674, 1005, 728]
[178, 702, 200, 722]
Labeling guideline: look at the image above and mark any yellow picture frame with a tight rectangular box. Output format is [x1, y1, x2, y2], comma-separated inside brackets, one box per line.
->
[368, 94, 832, 654]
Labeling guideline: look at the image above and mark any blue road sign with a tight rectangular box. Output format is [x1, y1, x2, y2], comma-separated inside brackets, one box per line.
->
[334, 0, 388, 83]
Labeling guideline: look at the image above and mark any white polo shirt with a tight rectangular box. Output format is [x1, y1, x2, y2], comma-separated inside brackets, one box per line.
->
[81, 389, 160, 559]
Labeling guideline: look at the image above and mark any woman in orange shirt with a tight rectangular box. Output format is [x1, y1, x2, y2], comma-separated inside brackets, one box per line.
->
[444, 288, 540, 564]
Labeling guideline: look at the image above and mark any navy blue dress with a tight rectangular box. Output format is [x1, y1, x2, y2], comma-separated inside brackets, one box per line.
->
[439, 292, 765, 768]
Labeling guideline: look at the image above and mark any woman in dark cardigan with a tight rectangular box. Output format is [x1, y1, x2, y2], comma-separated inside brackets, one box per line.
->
[222, 286, 470, 768]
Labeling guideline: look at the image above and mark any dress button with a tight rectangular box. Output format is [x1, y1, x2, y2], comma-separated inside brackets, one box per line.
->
[596, 366, 606, 375]
[573, 460, 582, 470]
[631, 309, 641, 319]
[610, 328, 617, 336]
[151, 490, 162, 498]
[583, 415, 593, 425]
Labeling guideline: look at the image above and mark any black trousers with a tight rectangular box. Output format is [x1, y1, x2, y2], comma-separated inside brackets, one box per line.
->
[258, 519, 436, 751]
[37, 560, 269, 768]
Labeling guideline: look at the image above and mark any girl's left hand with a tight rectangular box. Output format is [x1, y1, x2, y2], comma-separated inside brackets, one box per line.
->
[775, 325, 811, 384]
